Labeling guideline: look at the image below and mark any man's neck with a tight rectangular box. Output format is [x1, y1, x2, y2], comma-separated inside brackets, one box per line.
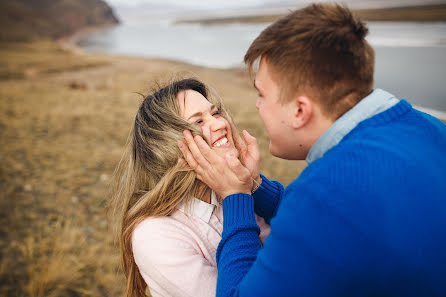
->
[305, 89, 399, 164]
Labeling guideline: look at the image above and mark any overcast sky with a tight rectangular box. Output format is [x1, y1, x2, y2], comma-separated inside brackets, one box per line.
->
[107, 0, 290, 9]
[106, 0, 446, 10]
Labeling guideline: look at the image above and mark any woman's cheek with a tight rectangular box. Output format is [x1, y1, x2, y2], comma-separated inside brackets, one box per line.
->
[201, 124, 212, 144]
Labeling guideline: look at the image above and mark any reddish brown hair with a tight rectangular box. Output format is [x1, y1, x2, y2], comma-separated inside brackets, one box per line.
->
[244, 3, 375, 119]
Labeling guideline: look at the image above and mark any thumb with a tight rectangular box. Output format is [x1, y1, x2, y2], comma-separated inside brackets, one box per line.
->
[243, 130, 259, 156]
[243, 130, 256, 145]
[225, 153, 251, 182]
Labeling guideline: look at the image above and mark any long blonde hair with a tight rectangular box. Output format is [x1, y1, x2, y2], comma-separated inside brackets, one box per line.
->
[110, 78, 239, 297]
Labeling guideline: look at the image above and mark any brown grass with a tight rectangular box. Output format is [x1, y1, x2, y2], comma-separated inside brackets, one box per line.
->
[0, 41, 306, 296]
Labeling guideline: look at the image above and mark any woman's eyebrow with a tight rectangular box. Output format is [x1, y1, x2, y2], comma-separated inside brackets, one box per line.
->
[187, 104, 216, 120]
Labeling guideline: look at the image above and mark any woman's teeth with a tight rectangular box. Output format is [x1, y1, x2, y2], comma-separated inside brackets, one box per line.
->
[213, 137, 228, 148]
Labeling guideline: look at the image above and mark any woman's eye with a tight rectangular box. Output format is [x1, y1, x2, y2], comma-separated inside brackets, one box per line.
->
[212, 111, 221, 116]
[195, 119, 203, 125]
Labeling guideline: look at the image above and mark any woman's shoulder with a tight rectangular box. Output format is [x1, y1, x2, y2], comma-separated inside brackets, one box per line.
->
[133, 213, 190, 242]
[131, 213, 208, 269]
[132, 211, 203, 254]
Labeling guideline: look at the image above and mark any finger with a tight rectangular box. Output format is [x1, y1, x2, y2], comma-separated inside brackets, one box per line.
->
[243, 130, 260, 160]
[194, 135, 224, 165]
[177, 157, 187, 168]
[232, 129, 247, 152]
[183, 130, 211, 169]
[178, 140, 198, 169]
[225, 153, 252, 182]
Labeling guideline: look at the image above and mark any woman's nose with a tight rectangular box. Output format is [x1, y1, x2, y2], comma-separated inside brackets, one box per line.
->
[208, 116, 225, 132]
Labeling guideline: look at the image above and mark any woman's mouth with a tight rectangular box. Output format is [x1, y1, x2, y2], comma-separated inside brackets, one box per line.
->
[212, 136, 230, 148]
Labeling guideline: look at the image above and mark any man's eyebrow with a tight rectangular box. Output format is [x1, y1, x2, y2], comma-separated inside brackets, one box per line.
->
[186, 104, 216, 120]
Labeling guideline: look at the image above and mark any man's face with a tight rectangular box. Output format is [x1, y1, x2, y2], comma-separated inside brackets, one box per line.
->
[254, 58, 297, 159]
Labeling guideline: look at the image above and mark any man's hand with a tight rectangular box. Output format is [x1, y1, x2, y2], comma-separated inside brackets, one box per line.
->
[178, 130, 253, 199]
[233, 130, 262, 188]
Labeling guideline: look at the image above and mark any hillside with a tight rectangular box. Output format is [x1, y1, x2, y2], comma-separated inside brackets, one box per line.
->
[0, 0, 119, 42]
[177, 4, 446, 25]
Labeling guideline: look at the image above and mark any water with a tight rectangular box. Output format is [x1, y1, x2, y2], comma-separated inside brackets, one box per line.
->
[77, 18, 446, 115]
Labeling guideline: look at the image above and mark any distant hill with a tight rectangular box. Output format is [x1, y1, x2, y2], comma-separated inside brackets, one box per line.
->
[177, 4, 446, 25]
[0, 0, 119, 42]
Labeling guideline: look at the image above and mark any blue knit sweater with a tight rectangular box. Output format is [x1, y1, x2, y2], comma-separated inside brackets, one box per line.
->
[216, 100, 446, 297]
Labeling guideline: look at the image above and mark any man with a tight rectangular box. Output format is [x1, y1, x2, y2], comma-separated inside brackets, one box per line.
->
[178, 3, 446, 296]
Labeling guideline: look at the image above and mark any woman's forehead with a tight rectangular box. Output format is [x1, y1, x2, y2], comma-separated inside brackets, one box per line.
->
[178, 90, 212, 117]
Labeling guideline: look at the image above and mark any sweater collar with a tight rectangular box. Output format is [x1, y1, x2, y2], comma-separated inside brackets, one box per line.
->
[306, 88, 399, 164]
[177, 191, 219, 223]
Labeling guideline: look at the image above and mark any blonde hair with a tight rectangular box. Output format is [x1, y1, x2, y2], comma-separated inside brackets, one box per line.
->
[110, 77, 239, 297]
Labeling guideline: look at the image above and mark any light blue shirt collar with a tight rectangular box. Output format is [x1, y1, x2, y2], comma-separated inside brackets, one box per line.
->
[306, 88, 399, 164]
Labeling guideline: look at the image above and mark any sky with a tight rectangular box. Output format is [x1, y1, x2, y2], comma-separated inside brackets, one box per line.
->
[107, 0, 446, 10]
[107, 0, 290, 9]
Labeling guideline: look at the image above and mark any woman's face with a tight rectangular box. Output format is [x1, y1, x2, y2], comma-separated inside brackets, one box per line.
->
[177, 89, 239, 159]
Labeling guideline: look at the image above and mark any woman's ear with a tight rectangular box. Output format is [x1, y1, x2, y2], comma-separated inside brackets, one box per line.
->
[290, 95, 313, 129]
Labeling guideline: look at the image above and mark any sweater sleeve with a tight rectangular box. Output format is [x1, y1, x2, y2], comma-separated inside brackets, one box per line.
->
[216, 180, 379, 297]
[216, 194, 262, 297]
[252, 174, 284, 224]
[132, 219, 218, 297]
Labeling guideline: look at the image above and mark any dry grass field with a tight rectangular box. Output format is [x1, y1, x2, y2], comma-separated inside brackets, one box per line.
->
[0, 41, 306, 297]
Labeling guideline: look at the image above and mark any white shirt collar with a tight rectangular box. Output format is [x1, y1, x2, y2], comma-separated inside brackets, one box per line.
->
[177, 191, 219, 223]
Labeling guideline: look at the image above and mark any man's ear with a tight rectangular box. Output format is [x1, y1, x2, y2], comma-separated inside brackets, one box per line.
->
[290, 95, 313, 129]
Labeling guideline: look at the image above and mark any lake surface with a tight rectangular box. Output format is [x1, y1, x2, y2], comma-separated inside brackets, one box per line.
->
[77, 17, 446, 115]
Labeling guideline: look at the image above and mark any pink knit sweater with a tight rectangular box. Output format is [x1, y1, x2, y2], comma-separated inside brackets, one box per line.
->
[132, 191, 270, 297]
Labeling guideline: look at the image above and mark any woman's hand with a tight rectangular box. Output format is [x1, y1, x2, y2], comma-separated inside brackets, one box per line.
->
[233, 130, 262, 189]
[178, 130, 253, 199]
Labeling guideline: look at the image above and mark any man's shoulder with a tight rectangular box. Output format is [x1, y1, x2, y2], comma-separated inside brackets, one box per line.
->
[290, 109, 446, 197]
[347, 100, 446, 142]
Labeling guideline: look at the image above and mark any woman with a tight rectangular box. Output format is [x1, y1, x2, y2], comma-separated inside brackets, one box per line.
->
[111, 78, 270, 297]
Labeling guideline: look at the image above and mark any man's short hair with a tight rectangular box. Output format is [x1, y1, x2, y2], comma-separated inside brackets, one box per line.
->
[244, 3, 375, 119]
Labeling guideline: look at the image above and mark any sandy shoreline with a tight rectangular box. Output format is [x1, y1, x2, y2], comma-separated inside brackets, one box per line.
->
[58, 23, 119, 53]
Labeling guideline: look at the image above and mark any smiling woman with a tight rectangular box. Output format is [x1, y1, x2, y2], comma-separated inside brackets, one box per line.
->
[110, 77, 270, 297]
[177, 89, 239, 163]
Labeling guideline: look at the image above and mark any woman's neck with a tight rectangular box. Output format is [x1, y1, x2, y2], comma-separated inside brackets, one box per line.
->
[198, 187, 212, 204]
[194, 183, 212, 204]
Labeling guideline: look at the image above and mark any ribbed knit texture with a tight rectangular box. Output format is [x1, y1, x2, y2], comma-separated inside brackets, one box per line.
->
[216, 100, 446, 297]
[252, 175, 284, 224]
[216, 194, 261, 297]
